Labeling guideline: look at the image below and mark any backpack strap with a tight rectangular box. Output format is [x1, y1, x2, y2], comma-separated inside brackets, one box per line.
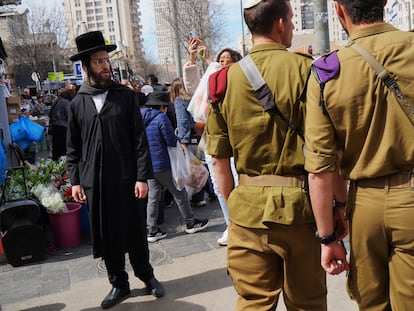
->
[238, 55, 304, 141]
[349, 42, 414, 125]
[144, 112, 161, 128]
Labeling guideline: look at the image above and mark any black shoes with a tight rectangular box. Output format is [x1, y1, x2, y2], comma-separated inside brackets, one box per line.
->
[145, 277, 165, 298]
[101, 287, 130, 309]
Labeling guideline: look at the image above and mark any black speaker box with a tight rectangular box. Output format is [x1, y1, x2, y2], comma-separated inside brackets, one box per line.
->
[0, 199, 46, 267]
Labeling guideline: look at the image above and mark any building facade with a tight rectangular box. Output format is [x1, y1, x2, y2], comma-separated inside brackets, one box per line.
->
[64, 0, 144, 74]
[153, 0, 173, 65]
[385, 0, 413, 31]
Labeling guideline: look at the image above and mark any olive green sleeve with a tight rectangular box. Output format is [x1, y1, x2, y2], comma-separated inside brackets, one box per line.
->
[304, 76, 338, 173]
[206, 104, 233, 158]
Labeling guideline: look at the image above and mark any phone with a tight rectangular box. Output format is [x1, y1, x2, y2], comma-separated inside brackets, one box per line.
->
[189, 32, 199, 49]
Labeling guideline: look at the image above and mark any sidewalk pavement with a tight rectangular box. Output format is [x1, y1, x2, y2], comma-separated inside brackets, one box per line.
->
[0, 198, 358, 311]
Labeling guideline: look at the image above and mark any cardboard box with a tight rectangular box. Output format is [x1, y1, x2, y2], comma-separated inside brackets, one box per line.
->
[6, 97, 22, 117]
[6, 103, 19, 115]
[8, 113, 19, 124]
[6, 96, 22, 105]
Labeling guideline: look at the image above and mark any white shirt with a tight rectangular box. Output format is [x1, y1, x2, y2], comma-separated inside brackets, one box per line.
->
[92, 91, 108, 113]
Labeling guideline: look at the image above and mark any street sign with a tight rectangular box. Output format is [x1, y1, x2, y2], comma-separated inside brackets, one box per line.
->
[74, 61, 82, 76]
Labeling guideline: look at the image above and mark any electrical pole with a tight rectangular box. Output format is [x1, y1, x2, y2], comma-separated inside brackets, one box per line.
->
[240, 0, 246, 56]
[171, 0, 182, 78]
[313, 0, 330, 56]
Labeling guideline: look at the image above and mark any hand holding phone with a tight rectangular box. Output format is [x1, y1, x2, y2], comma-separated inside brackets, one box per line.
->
[189, 32, 200, 49]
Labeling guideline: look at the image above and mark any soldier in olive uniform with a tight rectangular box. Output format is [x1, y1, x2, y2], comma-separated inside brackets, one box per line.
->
[206, 0, 329, 310]
[305, 1, 414, 310]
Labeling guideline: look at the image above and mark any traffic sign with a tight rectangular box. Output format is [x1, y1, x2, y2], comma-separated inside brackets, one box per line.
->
[74, 61, 82, 76]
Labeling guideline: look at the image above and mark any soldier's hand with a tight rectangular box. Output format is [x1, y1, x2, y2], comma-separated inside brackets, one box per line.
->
[321, 242, 349, 275]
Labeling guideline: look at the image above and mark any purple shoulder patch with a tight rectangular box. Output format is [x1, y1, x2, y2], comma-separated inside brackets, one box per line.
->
[312, 52, 340, 83]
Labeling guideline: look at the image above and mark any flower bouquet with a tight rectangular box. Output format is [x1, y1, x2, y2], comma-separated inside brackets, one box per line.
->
[31, 184, 67, 213]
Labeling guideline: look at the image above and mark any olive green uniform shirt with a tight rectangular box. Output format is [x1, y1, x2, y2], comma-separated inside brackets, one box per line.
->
[305, 24, 414, 180]
[206, 43, 313, 228]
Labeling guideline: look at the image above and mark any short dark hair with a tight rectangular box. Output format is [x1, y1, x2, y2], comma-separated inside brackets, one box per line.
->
[148, 74, 158, 84]
[335, 0, 384, 24]
[216, 48, 243, 63]
[244, 0, 289, 36]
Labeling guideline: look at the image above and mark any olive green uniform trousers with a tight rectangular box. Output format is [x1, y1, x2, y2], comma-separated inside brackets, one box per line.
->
[348, 180, 414, 311]
[228, 222, 327, 311]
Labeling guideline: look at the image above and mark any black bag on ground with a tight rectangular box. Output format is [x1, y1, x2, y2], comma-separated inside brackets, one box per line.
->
[0, 167, 46, 267]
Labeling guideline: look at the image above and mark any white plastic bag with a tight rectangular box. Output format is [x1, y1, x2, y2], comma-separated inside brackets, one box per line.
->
[167, 143, 190, 191]
[187, 62, 221, 123]
[184, 149, 209, 197]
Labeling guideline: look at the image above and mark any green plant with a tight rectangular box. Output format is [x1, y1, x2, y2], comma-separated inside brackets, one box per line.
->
[1, 158, 70, 209]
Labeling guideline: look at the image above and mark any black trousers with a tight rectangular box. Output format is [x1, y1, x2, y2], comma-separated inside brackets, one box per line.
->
[103, 198, 154, 290]
[51, 125, 67, 160]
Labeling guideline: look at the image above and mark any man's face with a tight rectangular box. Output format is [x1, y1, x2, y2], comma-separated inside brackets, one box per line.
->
[281, 2, 294, 48]
[87, 50, 112, 89]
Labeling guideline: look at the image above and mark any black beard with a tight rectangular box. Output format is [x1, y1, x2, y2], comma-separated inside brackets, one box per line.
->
[88, 70, 112, 89]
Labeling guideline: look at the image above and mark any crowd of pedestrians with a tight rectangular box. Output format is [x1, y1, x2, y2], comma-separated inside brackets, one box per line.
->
[25, 0, 413, 310]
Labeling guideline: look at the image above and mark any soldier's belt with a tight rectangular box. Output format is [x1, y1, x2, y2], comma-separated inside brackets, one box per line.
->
[238, 174, 305, 188]
[357, 170, 414, 189]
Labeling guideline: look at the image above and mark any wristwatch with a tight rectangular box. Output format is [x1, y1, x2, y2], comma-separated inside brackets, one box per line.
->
[334, 200, 347, 208]
[315, 231, 337, 244]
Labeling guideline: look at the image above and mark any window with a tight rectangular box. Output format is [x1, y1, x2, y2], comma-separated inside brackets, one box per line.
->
[96, 15, 103, 20]
[109, 35, 116, 43]
[86, 9, 93, 14]
[95, 8, 102, 13]
[86, 2, 93, 7]
[108, 21, 115, 32]
[87, 16, 95, 22]
[106, 0, 112, 3]
[74, 0, 81, 7]
[107, 7, 113, 18]
[95, 1, 102, 6]
[76, 10, 82, 22]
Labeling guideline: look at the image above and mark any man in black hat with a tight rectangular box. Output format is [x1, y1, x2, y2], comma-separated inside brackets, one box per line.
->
[66, 30, 164, 309]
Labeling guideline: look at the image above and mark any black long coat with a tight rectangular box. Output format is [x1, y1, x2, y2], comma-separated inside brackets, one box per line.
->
[66, 83, 153, 258]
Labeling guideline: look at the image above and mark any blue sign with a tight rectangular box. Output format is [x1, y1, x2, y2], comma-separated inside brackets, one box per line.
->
[74, 62, 82, 76]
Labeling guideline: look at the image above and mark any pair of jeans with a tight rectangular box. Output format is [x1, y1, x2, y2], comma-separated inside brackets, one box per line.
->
[204, 152, 238, 226]
[147, 170, 195, 232]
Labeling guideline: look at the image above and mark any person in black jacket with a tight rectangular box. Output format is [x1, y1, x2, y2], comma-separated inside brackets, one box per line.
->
[66, 31, 164, 310]
[49, 88, 74, 160]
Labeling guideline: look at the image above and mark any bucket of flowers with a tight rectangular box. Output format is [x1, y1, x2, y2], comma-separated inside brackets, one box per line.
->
[28, 158, 81, 248]
[4, 157, 81, 248]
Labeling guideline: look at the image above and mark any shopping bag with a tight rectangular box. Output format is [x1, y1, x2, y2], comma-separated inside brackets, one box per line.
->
[9, 115, 44, 149]
[19, 115, 44, 142]
[187, 62, 221, 123]
[184, 149, 209, 197]
[167, 143, 190, 191]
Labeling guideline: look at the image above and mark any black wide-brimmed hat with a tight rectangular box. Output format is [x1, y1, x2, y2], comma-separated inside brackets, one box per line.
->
[70, 31, 117, 61]
[146, 91, 170, 106]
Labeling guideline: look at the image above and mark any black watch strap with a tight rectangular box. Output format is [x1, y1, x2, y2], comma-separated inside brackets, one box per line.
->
[334, 200, 347, 208]
[315, 231, 337, 244]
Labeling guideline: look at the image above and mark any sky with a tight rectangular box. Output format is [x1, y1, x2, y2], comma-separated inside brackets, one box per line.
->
[22, 0, 246, 64]
[140, 0, 246, 61]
